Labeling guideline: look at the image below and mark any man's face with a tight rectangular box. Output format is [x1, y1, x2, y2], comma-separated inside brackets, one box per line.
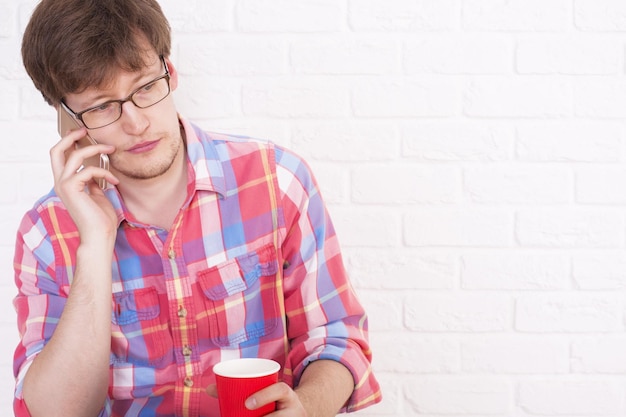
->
[63, 52, 182, 182]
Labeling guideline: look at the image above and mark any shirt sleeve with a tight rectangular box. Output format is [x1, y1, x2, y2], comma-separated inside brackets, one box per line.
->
[274, 146, 382, 412]
[12, 205, 70, 417]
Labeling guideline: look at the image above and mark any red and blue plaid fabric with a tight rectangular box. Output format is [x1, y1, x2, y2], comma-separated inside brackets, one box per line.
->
[13, 118, 381, 416]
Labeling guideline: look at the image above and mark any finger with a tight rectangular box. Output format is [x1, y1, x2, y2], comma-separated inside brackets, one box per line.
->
[50, 128, 87, 178]
[245, 382, 293, 411]
[50, 128, 114, 180]
[56, 165, 118, 196]
[205, 384, 217, 398]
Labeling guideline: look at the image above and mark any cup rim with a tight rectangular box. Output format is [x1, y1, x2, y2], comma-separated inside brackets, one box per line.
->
[213, 358, 281, 379]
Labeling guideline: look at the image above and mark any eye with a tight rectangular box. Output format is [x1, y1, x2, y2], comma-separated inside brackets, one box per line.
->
[91, 102, 115, 113]
[140, 81, 158, 93]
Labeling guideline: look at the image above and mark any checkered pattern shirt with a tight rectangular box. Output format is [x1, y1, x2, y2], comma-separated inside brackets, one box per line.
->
[13, 118, 381, 417]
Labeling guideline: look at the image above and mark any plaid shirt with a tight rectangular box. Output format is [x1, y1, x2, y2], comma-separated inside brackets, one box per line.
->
[13, 118, 381, 417]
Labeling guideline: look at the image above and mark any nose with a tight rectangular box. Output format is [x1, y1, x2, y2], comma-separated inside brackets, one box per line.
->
[119, 100, 149, 134]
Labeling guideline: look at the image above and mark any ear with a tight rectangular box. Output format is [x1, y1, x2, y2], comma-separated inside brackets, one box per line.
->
[165, 57, 179, 92]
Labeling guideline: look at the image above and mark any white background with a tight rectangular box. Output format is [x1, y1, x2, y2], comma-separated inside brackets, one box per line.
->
[2, 0, 626, 416]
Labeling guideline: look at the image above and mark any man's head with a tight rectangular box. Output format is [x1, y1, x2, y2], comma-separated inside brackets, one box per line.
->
[22, 0, 171, 106]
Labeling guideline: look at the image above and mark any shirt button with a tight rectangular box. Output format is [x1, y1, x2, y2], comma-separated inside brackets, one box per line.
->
[182, 345, 192, 356]
[184, 377, 193, 387]
[168, 249, 176, 259]
[178, 306, 187, 318]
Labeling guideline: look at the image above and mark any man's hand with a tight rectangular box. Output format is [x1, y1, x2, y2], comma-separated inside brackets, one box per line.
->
[206, 382, 307, 416]
[206, 360, 353, 417]
[50, 127, 119, 242]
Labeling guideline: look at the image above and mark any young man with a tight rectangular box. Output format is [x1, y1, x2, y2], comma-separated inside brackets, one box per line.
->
[13, 1, 381, 416]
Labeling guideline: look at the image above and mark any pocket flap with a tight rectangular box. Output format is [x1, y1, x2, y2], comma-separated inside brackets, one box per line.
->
[199, 244, 278, 300]
[111, 287, 160, 325]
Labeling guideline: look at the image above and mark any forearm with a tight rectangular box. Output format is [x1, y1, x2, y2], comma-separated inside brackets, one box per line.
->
[22, 242, 113, 417]
[295, 360, 355, 417]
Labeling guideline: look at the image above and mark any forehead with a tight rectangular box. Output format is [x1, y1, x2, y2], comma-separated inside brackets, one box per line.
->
[66, 54, 163, 109]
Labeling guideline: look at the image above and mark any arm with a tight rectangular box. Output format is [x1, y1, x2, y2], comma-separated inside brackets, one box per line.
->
[15, 128, 119, 417]
[275, 147, 381, 412]
[295, 360, 354, 417]
[21, 241, 114, 417]
[241, 360, 353, 417]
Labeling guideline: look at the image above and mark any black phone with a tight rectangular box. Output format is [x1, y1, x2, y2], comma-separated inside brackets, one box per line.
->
[57, 103, 109, 189]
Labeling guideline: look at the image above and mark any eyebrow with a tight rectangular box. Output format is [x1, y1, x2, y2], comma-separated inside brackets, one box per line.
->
[77, 64, 162, 109]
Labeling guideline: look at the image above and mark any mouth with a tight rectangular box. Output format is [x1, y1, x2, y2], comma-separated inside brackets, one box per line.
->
[128, 140, 160, 154]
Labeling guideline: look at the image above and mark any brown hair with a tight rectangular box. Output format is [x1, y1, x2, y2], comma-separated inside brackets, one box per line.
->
[22, 0, 171, 106]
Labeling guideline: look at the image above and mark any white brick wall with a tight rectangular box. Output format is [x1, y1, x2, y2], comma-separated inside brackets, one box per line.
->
[2, 1, 626, 416]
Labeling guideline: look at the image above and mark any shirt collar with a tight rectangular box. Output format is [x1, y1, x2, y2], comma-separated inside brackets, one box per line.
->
[106, 115, 227, 227]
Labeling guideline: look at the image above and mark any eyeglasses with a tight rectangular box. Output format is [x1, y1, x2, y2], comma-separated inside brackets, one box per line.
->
[61, 56, 171, 130]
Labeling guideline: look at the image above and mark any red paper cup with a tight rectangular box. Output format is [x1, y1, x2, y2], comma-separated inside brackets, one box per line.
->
[213, 358, 281, 417]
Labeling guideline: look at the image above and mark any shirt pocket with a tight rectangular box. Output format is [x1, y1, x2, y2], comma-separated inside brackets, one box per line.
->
[198, 244, 280, 347]
[110, 287, 173, 366]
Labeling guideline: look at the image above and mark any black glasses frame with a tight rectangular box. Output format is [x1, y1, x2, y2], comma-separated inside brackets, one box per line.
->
[61, 56, 171, 130]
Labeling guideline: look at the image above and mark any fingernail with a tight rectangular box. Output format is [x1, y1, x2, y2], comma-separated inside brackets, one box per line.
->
[245, 397, 257, 410]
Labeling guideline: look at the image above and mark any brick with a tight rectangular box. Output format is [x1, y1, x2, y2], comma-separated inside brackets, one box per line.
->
[304, 161, 347, 205]
[519, 379, 625, 415]
[352, 164, 461, 204]
[371, 334, 460, 374]
[516, 209, 624, 248]
[0, 40, 26, 81]
[402, 122, 514, 161]
[159, 0, 233, 32]
[20, 83, 55, 119]
[0, 165, 18, 204]
[179, 38, 287, 76]
[358, 291, 404, 332]
[243, 78, 350, 118]
[0, 208, 23, 246]
[462, 252, 570, 290]
[0, 4, 14, 38]
[517, 38, 621, 75]
[0, 322, 18, 363]
[1, 120, 50, 163]
[516, 293, 623, 332]
[344, 248, 458, 290]
[575, 78, 626, 118]
[236, 0, 344, 32]
[197, 120, 290, 149]
[577, 166, 626, 204]
[463, 0, 571, 31]
[330, 207, 401, 248]
[462, 336, 569, 374]
[576, 0, 626, 31]
[465, 164, 572, 204]
[352, 76, 461, 118]
[405, 294, 512, 332]
[291, 38, 398, 75]
[405, 377, 513, 415]
[465, 76, 572, 118]
[517, 122, 624, 162]
[175, 76, 240, 119]
[573, 251, 626, 290]
[0, 285, 17, 325]
[405, 209, 513, 247]
[572, 336, 626, 373]
[291, 122, 399, 162]
[348, 0, 460, 32]
[405, 35, 511, 74]
[19, 164, 52, 204]
[0, 82, 18, 120]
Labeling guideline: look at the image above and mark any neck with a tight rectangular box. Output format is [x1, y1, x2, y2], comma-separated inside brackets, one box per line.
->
[115, 146, 188, 230]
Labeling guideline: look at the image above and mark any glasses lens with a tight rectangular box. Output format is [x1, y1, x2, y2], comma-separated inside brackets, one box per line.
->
[80, 76, 170, 129]
[132, 77, 170, 109]
[82, 102, 122, 129]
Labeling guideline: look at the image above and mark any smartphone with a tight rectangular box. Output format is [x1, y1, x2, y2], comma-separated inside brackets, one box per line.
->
[57, 103, 109, 189]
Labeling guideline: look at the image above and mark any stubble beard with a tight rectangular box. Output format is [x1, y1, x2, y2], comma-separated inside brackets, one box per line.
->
[110, 130, 183, 181]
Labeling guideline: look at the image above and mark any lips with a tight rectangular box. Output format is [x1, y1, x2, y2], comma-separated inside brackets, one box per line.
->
[128, 140, 159, 154]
